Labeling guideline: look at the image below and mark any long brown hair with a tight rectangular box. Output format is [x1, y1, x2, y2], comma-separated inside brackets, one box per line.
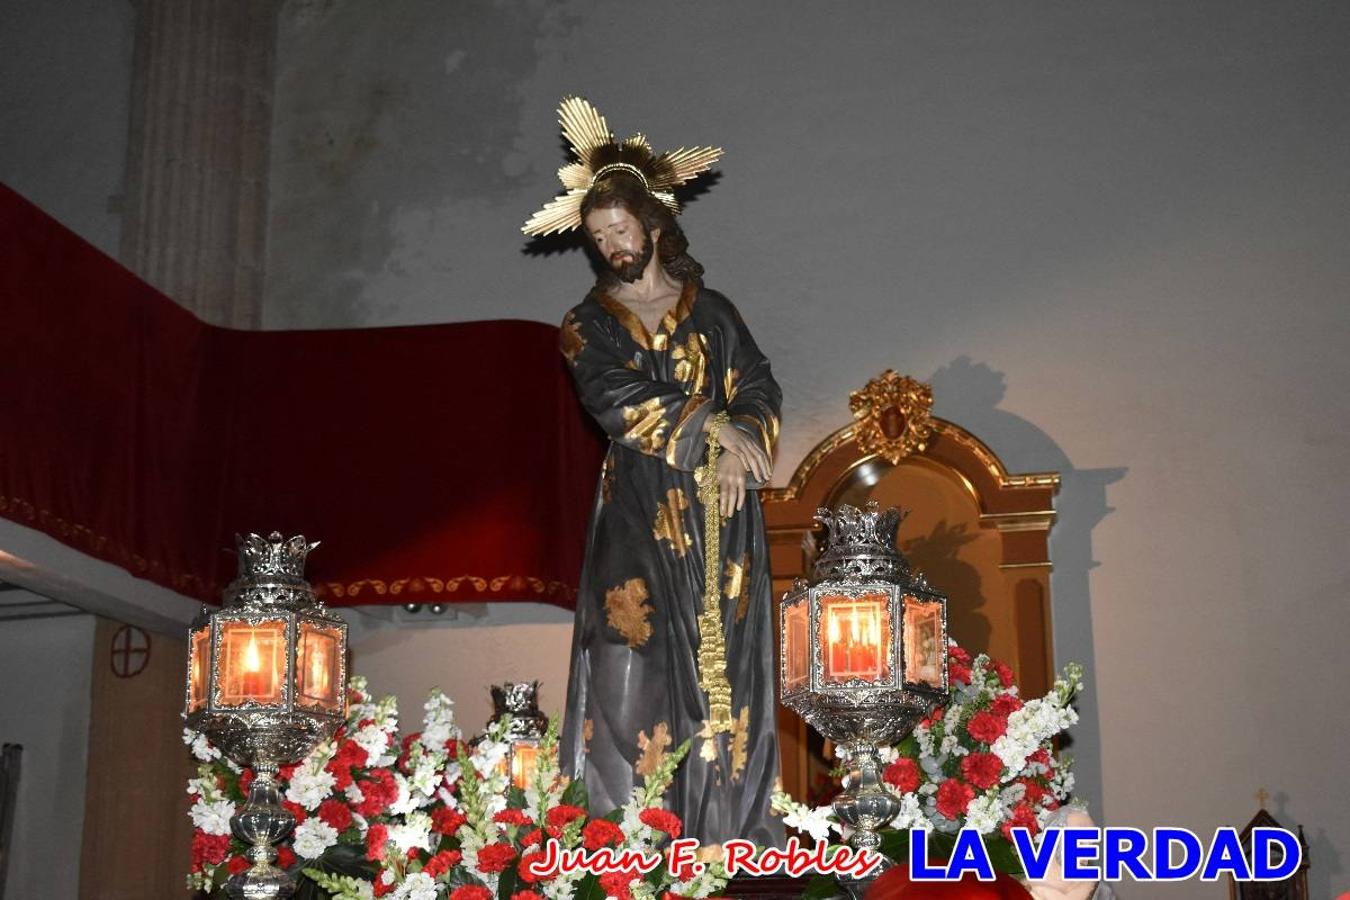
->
[580, 175, 704, 286]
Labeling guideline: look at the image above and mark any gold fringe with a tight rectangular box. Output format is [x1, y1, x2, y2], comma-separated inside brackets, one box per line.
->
[695, 412, 734, 734]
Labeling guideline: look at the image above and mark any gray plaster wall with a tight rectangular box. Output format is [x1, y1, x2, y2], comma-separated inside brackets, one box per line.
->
[0, 611, 95, 900]
[0, 0, 133, 256]
[265, 3, 1350, 895]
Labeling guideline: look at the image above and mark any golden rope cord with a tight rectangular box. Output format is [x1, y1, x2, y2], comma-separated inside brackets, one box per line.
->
[696, 411, 734, 735]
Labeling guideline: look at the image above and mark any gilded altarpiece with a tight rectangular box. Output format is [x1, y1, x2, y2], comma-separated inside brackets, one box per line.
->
[761, 371, 1059, 801]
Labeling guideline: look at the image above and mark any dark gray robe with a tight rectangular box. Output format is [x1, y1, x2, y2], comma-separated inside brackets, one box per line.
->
[558, 280, 784, 847]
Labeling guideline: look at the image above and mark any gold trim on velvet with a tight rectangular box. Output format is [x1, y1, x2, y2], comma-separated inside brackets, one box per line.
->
[594, 280, 698, 351]
[560, 310, 586, 365]
[316, 574, 576, 602]
[653, 487, 692, 557]
[666, 395, 711, 467]
[622, 397, 670, 453]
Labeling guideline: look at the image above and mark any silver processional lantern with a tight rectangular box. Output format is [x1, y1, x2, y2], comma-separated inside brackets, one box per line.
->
[184, 533, 348, 900]
[473, 681, 549, 791]
[779, 502, 949, 871]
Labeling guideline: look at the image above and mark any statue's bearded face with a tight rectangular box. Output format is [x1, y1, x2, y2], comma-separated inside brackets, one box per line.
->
[584, 206, 655, 284]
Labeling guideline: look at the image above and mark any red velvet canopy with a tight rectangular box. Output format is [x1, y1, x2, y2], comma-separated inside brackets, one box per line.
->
[0, 184, 605, 607]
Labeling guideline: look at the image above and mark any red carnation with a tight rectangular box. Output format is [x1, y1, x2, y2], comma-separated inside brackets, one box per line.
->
[1019, 778, 1047, 806]
[494, 808, 534, 828]
[423, 849, 463, 878]
[512, 892, 546, 900]
[1000, 802, 1039, 843]
[949, 660, 972, 685]
[599, 872, 633, 900]
[517, 849, 555, 884]
[991, 659, 1016, 688]
[476, 842, 518, 874]
[639, 807, 683, 839]
[883, 757, 921, 794]
[966, 710, 1007, 745]
[278, 762, 300, 781]
[191, 832, 231, 871]
[356, 768, 398, 818]
[949, 645, 972, 666]
[449, 886, 494, 900]
[365, 823, 389, 862]
[445, 738, 467, 759]
[520, 826, 544, 847]
[935, 778, 976, 821]
[582, 818, 624, 851]
[920, 707, 945, 729]
[373, 876, 395, 898]
[990, 694, 1023, 718]
[238, 768, 255, 796]
[281, 800, 307, 826]
[545, 804, 587, 834]
[276, 846, 297, 869]
[960, 751, 1004, 791]
[1028, 748, 1051, 767]
[327, 739, 370, 789]
[317, 798, 353, 833]
[226, 855, 250, 875]
[431, 806, 467, 836]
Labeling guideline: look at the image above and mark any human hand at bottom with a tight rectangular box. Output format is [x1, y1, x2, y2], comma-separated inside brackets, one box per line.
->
[715, 451, 748, 518]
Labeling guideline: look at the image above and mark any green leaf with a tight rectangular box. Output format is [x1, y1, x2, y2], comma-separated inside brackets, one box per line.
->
[572, 873, 607, 900]
[496, 861, 519, 899]
[507, 786, 528, 809]
[561, 776, 589, 808]
[983, 834, 1025, 877]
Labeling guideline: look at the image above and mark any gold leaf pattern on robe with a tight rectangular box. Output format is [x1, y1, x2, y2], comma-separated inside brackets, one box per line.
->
[622, 397, 669, 453]
[636, 721, 672, 777]
[725, 553, 750, 623]
[560, 310, 586, 365]
[604, 578, 652, 648]
[583, 718, 594, 746]
[695, 719, 718, 762]
[730, 706, 750, 780]
[601, 455, 614, 505]
[724, 367, 740, 402]
[653, 487, 692, 557]
[672, 332, 709, 395]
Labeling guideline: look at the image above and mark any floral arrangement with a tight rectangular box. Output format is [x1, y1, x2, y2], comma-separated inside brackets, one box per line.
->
[772, 643, 1085, 872]
[185, 677, 731, 900]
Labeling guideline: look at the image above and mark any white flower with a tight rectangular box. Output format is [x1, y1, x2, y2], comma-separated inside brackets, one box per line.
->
[187, 775, 219, 800]
[964, 792, 1005, 835]
[392, 872, 438, 900]
[345, 782, 364, 805]
[183, 729, 220, 762]
[782, 804, 837, 844]
[471, 738, 509, 774]
[387, 774, 419, 817]
[285, 767, 337, 810]
[292, 818, 340, 859]
[889, 793, 929, 831]
[387, 812, 434, 855]
[189, 797, 235, 836]
[353, 723, 392, 763]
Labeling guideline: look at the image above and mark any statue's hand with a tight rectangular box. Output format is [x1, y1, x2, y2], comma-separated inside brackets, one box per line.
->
[717, 424, 772, 484]
[715, 452, 748, 518]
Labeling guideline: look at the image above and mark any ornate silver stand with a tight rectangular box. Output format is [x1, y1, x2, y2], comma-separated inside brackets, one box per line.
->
[226, 765, 296, 899]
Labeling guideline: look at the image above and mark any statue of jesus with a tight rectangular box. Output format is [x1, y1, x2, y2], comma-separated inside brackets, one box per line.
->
[524, 98, 784, 845]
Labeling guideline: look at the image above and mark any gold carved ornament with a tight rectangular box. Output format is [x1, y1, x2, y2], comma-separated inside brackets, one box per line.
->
[694, 411, 734, 735]
[522, 96, 723, 237]
[848, 370, 935, 465]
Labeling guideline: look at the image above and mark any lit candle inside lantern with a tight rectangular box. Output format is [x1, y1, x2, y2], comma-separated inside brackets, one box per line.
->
[241, 633, 264, 697]
[511, 742, 540, 790]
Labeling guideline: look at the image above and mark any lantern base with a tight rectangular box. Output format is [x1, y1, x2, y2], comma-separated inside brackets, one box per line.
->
[226, 766, 297, 900]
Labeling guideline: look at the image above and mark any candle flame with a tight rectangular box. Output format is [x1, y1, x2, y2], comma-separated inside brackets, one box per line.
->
[243, 635, 262, 672]
[828, 611, 841, 644]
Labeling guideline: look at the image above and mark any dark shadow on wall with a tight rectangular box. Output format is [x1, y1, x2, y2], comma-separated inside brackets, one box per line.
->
[901, 519, 989, 655]
[928, 356, 1126, 826]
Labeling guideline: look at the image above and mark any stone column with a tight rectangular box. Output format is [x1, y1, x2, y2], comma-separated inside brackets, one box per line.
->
[119, 0, 282, 329]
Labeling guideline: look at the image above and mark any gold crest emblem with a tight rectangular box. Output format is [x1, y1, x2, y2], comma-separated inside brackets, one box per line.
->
[848, 370, 934, 465]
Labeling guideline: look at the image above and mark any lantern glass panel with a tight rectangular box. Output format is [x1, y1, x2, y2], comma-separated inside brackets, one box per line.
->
[510, 739, 540, 790]
[297, 621, 342, 712]
[782, 599, 810, 693]
[818, 591, 891, 684]
[188, 627, 210, 713]
[903, 596, 945, 688]
[217, 618, 288, 706]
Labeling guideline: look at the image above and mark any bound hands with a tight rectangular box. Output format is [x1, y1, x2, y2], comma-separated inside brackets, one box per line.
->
[714, 424, 773, 518]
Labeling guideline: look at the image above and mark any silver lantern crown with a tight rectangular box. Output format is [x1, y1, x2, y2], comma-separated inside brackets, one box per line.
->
[779, 502, 949, 888]
[184, 533, 348, 900]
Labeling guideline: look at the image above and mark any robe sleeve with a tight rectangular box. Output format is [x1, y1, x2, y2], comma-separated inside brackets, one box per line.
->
[721, 301, 782, 487]
[562, 307, 716, 470]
